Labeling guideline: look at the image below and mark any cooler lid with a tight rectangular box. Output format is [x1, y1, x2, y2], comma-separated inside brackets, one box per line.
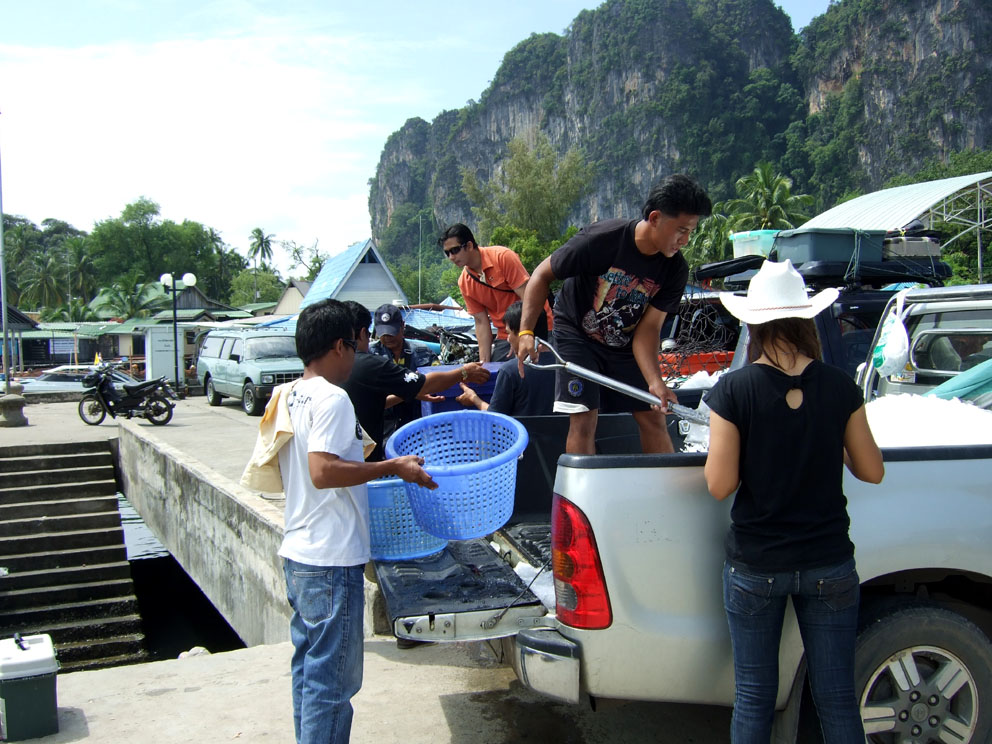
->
[0, 634, 59, 680]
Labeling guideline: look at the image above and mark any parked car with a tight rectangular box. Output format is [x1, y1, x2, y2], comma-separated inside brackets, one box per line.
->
[196, 328, 303, 415]
[859, 283, 992, 398]
[18, 364, 139, 394]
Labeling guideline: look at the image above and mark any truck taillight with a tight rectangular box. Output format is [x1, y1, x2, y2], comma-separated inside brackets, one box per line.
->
[552, 492, 612, 629]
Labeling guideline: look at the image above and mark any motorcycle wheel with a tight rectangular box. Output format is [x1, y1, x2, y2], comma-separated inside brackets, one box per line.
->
[145, 395, 174, 425]
[78, 394, 107, 425]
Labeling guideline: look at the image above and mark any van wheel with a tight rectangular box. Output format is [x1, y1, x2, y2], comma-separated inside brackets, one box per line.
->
[205, 376, 221, 406]
[857, 603, 992, 743]
[242, 382, 263, 416]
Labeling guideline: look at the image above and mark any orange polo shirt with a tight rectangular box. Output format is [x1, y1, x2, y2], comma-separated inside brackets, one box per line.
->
[458, 245, 553, 339]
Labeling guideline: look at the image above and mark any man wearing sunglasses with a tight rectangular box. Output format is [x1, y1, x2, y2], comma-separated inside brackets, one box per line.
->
[439, 224, 553, 363]
[516, 174, 712, 455]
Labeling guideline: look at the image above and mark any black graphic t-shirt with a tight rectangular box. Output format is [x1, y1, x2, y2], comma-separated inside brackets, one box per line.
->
[550, 219, 688, 349]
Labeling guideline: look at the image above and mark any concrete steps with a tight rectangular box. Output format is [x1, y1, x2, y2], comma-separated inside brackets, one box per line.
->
[0, 440, 148, 671]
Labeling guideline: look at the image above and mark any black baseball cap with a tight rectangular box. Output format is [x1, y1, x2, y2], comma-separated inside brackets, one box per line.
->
[373, 304, 404, 336]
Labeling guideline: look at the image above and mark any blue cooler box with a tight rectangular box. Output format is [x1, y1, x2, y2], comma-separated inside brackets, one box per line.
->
[0, 634, 59, 741]
[419, 362, 501, 416]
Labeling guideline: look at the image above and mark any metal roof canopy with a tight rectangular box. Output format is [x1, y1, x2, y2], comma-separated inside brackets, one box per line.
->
[801, 171, 992, 282]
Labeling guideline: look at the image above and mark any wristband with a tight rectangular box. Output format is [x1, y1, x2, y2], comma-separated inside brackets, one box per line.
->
[461, 366, 469, 381]
[517, 330, 535, 337]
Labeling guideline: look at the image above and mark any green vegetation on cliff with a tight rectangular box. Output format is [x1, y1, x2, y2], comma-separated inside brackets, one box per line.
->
[372, 0, 992, 296]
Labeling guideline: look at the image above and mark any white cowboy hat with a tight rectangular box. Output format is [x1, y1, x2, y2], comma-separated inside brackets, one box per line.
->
[719, 259, 839, 324]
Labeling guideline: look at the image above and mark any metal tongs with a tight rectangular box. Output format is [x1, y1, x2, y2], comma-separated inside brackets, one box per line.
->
[522, 337, 711, 426]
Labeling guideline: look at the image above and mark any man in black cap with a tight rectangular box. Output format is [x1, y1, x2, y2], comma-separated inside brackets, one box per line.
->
[369, 303, 436, 370]
[368, 303, 437, 440]
[342, 301, 489, 461]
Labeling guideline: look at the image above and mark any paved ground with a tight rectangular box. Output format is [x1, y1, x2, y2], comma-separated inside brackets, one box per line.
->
[9, 397, 749, 743]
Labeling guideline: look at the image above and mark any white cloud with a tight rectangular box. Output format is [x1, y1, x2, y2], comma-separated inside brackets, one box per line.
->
[0, 27, 428, 277]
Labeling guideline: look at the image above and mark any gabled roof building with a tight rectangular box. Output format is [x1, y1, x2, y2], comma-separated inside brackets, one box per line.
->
[299, 239, 407, 311]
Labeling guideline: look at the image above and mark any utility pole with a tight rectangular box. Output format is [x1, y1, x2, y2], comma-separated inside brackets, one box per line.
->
[418, 213, 422, 305]
[0, 111, 9, 395]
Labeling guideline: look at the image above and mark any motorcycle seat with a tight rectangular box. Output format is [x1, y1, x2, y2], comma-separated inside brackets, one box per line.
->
[123, 380, 164, 396]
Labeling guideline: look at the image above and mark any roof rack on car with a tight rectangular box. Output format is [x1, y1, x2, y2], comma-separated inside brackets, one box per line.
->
[695, 256, 951, 291]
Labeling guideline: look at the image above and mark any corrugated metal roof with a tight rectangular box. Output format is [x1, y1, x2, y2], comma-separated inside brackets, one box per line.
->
[299, 239, 407, 310]
[22, 328, 99, 339]
[802, 172, 992, 230]
[300, 239, 370, 309]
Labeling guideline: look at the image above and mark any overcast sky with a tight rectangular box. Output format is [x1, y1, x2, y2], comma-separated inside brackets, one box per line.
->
[0, 0, 830, 277]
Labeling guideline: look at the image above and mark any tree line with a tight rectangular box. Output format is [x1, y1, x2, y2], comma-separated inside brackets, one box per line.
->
[384, 132, 992, 303]
[2, 198, 329, 320]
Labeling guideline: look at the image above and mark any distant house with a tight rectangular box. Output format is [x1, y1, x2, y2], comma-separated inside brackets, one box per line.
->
[272, 279, 312, 316]
[299, 239, 407, 312]
[2, 298, 38, 372]
[239, 301, 279, 317]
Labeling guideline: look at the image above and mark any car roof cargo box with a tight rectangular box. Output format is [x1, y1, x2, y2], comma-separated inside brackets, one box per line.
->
[772, 227, 886, 265]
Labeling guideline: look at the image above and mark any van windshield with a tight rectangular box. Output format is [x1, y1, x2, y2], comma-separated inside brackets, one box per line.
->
[245, 336, 298, 360]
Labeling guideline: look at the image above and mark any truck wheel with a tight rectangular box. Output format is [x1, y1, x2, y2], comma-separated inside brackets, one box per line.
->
[856, 604, 992, 743]
[242, 382, 263, 416]
[205, 376, 222, 406]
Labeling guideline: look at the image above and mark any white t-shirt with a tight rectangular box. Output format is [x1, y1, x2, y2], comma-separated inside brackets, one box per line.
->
[277, 376, 370, 566]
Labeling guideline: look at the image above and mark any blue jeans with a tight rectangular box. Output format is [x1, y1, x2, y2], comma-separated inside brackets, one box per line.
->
[283, 559, 365, 744]
[723, 557, 864, 744]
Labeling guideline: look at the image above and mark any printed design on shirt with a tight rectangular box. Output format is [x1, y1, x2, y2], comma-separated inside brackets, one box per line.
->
[581, 267, 661, 347]
[403, 370, 419, 383]
[355, 421, 363, 440]
[287, 387, 310, 409]
[567, 378, 584, 397]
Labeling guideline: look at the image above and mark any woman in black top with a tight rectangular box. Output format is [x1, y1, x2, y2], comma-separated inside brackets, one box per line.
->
[704, 260, 884, 744]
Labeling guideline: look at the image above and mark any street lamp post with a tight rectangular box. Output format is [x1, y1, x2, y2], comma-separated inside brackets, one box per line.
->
[159, 271, 196, 396]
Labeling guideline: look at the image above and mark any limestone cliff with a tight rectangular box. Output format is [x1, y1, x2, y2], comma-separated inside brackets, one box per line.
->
[370, 0, 991, 254]
[800, 0, 992, 188]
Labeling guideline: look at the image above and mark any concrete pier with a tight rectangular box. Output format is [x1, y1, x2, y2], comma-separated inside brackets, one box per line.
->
[9, 399, 756, 743]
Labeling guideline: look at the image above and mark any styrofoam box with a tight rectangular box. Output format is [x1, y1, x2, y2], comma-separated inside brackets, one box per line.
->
[883, 236, 941, 258]
[0, 634, 58, 681]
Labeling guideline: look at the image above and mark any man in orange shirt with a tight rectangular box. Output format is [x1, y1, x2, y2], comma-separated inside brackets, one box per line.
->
[439, 223, 553, 363]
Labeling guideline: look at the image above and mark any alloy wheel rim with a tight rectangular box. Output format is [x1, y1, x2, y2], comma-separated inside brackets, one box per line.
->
[862, 645, 977, 742]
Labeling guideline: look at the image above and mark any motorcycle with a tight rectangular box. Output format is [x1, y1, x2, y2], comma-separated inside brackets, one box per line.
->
[78, 365, 177, 426]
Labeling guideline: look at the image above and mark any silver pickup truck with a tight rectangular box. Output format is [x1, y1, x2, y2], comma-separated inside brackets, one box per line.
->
[374, 283, 992, 743]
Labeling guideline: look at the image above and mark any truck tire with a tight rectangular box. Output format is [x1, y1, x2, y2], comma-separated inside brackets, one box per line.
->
[856, 603, 992, 743]
[242, 382, 263, 416]
[204, 376, 222, 406]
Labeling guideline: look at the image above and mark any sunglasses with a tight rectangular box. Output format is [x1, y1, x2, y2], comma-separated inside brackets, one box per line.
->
[341, 338, 357, 352]
[443, 242, 468, 257]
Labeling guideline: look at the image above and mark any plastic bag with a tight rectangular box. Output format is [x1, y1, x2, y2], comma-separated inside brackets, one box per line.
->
[872, 291, 910, 376]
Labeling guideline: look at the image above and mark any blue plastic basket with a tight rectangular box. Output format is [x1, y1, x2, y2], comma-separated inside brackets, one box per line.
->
[367, 477, 447, 560]
[384, 411, 529, 540]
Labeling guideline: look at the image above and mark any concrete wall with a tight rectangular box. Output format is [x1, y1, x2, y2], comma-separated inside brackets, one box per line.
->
[117, 421, 291, 646]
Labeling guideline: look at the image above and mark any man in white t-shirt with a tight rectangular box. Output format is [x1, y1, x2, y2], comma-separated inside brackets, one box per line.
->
[276, 298, 436, 744]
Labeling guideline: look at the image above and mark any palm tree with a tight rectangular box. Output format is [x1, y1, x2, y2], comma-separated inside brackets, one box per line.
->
[39, 298, 100, 322]
[724, 163, 814, 232]
[91, 280, 169, 320]
[683, 211, 733, 274]
[20, 253, 65, 309]
[62, 236, 98, 302]
[248, 228, 274, 301]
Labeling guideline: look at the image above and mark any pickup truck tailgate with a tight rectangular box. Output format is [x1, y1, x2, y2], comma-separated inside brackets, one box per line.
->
[373, 538, 547, 642]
